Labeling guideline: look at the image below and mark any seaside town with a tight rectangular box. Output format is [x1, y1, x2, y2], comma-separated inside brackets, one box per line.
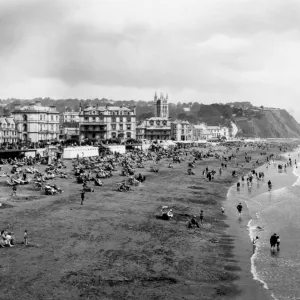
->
[0, 93, 238, 149]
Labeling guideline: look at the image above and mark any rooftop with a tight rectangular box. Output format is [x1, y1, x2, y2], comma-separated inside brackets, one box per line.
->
[83, 106, 131, 112]
[12, 105, 58, 113]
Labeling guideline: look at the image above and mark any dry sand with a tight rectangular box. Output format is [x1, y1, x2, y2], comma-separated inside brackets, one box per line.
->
[0, 142, 296, 300]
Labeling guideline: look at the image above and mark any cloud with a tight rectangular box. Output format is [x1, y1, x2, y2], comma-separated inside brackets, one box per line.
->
[1, 0, 300, 121]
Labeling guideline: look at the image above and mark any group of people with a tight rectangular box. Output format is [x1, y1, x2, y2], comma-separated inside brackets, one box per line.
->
[0, 229, 29, 248]
[160, 205, 205, 228]
[235, 154, 288, 254]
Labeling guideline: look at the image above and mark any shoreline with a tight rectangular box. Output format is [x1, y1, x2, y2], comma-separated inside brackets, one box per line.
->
[223, 145, 300, 300]
[223, 183, 269, 300]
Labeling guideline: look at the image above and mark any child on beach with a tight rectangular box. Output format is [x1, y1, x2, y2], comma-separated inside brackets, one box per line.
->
[24, 230, 28, 246]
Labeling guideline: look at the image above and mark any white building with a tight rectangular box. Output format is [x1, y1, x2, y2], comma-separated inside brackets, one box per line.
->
[79, 104, 136, 141]
[0, 116, 18, 144]
[193, 123, 233, 140]
[171, 120, 193, 141]
[62, 111, 80, 123]
[12, 101, 60, 143]
[193, 124, 212, 140]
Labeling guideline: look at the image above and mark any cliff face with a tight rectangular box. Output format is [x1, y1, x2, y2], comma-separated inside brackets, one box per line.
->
[235, 109, 300, 138]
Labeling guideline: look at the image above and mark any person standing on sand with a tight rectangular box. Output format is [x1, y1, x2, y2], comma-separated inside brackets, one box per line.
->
[236, 202, 243, 217]
[24, 230, 28, 246]
[80, 190, 85, 205]
[199, 210, 204, 225]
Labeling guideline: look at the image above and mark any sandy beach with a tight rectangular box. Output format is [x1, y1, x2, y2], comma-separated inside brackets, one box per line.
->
[0, 141, 298, 300]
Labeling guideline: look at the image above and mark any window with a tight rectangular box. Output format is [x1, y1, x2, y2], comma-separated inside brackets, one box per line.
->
[127, 117, 131, 123]
[120, 117, 123, 123]
[51, 125, 53, 131]
[23, 114, 28, 121]
[127, 132, 131, 138]
[112, 117, 116, 122]
[56, 116, 58, 120]
[51, 115, 53, 121]
[119, 124, 123, 130]
[156, 120, 160, 125]
[163, 120, 167, 126]
[40, 115, 42, 120]
[127, 124, 131, 130]
[84, 117, 88, 121]
[149, 120, 154, 126]
[112, 124, 116, 130]
[112, 132, 116, 138]
[92, 117, 96, 121]
[44, 115, 46, 120]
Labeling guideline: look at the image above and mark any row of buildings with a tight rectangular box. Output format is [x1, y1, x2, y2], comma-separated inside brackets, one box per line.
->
[0, 94, 235, 144]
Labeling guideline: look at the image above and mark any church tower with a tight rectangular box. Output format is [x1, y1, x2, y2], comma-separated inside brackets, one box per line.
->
[153, 92, 169, 118]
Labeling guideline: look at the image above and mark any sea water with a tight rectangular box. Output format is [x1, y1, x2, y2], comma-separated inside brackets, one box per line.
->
[227, 149, 300, 300]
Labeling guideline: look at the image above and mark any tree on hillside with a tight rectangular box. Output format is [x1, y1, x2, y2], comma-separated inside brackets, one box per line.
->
[177, 113, 198, 124]
[138, 112, 154, 121]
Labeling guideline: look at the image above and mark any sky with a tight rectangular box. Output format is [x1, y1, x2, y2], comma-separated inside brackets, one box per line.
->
[1, 0, 300, 120]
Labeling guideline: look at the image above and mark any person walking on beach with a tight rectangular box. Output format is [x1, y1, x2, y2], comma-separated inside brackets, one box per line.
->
[80, 190, 85, 205]
[236, 202, 243, 218]
[270, 233, 278, 252]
